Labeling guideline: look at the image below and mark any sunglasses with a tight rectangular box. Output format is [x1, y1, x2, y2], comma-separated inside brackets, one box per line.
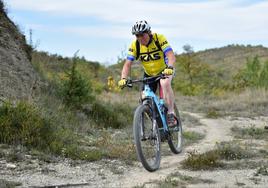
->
[135, 33, 146, 38]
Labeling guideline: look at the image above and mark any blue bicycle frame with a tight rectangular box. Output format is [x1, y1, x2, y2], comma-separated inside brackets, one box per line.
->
[143, 83, 169, 133]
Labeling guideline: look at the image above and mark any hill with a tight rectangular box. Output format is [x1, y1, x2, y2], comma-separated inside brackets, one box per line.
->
[194, 44, 268, 76]
[0, 0, 40, 100]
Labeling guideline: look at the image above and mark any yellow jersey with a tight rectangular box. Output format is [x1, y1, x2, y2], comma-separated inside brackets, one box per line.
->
[127, 33, 173, 76]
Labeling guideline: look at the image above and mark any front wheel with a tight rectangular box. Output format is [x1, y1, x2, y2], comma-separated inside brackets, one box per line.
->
[167, 103, 183, 154]
[133, 104, 161, 172]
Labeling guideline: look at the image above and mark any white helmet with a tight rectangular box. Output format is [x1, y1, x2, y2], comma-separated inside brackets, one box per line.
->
[132, 20, 151, 35]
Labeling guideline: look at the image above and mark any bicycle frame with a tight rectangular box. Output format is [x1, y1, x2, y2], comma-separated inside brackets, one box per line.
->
[143, 84, 169, 133]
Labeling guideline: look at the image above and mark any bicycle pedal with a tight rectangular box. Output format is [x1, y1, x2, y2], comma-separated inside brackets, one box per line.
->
[141, 137, 147, 141]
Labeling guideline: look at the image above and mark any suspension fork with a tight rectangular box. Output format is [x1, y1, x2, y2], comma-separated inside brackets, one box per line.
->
[142, 98, 157, 135]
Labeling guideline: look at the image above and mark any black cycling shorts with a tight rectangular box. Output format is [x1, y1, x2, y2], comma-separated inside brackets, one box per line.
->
[142, 72, 160, 93]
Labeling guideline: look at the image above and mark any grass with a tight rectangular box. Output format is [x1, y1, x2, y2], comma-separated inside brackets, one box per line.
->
[231, 125, 268, 140]
[93, 130, 136, 161]
[176, 88, 268, 117]
[183, 131, 205, 146]
[181, 141, 254, 170]
[180, 112, 203, 127]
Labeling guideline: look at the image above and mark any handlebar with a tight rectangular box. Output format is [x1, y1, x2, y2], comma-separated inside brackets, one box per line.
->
[124, 74, 167, 88]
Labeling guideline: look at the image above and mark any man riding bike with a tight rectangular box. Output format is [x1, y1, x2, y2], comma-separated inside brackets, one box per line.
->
[118, 20, 177, 127]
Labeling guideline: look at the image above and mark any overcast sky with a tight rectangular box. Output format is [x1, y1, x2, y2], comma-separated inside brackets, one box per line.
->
[5, 0, 268, 65]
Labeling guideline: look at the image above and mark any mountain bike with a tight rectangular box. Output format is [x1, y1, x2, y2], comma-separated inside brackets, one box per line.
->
[124, 74, 183, 172]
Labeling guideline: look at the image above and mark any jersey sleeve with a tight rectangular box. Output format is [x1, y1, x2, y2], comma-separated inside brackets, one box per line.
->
[126, 41, 137, 61]
[157, 34, 173, 55]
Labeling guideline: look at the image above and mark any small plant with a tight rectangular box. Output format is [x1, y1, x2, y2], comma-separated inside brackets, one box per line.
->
[206, 107, 220, 118]
[181, 150, 223, 170]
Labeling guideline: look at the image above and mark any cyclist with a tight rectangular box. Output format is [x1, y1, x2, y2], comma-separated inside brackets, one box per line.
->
[118, 20, 177, 127]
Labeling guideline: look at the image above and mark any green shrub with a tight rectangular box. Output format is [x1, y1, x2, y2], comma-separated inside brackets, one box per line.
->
[84, 100, 133, 129]
[233, 56, 268, 90]
[0, 101, 54, 150]
[181, 141, 252, 170]
[60, 57, 94, 109]
[181, 150, 223, 170]
[0, 101, 103, 161]
[258, 61, 268, 89]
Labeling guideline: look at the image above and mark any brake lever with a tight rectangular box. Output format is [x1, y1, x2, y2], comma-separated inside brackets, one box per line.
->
[126, 80, 133, 88]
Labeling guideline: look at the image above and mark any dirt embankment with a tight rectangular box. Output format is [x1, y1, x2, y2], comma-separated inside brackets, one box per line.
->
[0, 1, 39, 101]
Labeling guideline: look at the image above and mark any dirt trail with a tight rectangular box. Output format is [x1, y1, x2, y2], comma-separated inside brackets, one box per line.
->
[118, 112, 234, 187]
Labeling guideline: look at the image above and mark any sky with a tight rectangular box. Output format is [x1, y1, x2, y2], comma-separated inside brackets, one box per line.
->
[4, 0, 268, 65]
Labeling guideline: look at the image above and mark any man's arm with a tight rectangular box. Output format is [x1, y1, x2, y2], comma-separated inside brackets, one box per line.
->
[121, 59, 132, 79]
[166, 50, 176, 67]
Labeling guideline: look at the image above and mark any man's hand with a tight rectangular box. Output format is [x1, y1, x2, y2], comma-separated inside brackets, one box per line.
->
[163, 66, 174, 75]
[118, 78, 127, 88]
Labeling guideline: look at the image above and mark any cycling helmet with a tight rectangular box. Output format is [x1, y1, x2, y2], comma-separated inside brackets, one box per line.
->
[132, 20, 151, 35]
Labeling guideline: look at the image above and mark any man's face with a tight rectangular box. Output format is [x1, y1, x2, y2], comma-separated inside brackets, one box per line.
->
[135, 33, 150, 46]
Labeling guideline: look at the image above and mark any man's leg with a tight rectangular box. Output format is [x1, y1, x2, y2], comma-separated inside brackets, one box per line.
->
[160, 75, 174, 114]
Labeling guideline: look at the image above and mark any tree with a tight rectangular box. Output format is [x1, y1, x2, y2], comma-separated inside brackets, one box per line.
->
[259, 60, 268, 89]
[60, 52, 94, 109]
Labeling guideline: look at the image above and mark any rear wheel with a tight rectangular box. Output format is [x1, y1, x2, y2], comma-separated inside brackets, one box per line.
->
[167, 103, 183, 154]
[133, 104, 161, 172]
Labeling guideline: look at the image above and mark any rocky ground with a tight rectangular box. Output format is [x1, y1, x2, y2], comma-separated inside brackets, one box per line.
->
[0, 112, 267, 188]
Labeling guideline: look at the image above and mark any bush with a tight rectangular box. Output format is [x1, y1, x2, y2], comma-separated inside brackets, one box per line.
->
[233, 56, 268, 89]
[181, 150, 223, 170]
[0, 101, 102, 161]
[84, 100, 133, 129]
[60, 57, 94, 109]
[181, 141, 252, 170]
[0, 101, 54, 149]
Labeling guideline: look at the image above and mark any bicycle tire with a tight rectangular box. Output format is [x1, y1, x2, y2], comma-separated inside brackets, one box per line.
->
[167, 103, 183, 154]
[133, 104, 161, 172]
